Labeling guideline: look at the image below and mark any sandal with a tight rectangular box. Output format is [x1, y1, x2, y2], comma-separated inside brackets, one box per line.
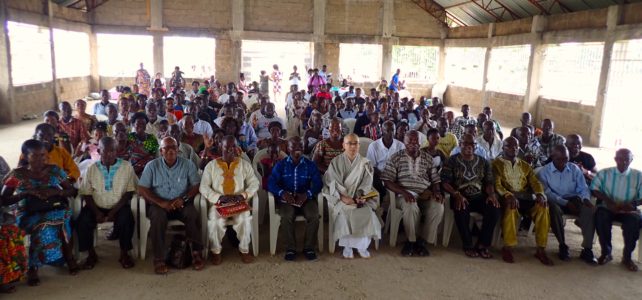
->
[119, 255, 135, 269]
[534, 250, 554, 266]
[68, 260, 81, 276]
[622, 259, 639, 272]
[192, 252, 205, 271]
[501, 247, 514, 263]
[154, 260, 168, 275]
[464, 249, 479, 258]
[81, 255, 98, 270]
[477, 248, 493, 259]
[27, 269, 40, 287]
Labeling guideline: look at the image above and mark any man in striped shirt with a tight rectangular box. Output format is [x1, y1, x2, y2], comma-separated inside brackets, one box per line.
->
[592, 148, 642, 271]
[381, 130, 443, 257]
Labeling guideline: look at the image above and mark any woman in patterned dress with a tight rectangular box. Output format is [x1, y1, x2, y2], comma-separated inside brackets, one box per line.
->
[313, 118, 345, 174]
[127, 112, 159, 176]
[1, 139, 78, 288]
[270, 64, 282, 101]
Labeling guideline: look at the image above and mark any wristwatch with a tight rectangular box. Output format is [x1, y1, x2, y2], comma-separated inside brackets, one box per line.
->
[182, 195, 190, 203]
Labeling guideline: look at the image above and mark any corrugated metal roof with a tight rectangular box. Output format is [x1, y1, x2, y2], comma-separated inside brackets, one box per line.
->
[434, 0, 642, 26]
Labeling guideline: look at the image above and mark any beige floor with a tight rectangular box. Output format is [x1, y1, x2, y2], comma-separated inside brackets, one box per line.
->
[1, 105, 642, 299]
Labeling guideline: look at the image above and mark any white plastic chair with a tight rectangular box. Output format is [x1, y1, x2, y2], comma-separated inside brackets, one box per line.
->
[139, 194, 208, 260]
[202, 194, 261, 257]
[267, 192, 324, 255]
[72, 195, 139, 259]
[358, 137, 374, 158]
[344, 118, 356, 134]
[383, 189, 445, 247]
[325, 194, 380, 254]
[251, 148, 287, 225]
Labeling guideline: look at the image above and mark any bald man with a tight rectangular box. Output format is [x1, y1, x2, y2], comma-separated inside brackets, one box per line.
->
[138, 137, 204, 274]
[493, 137, 552, 265]
[537, 145, 596, 264]
[592, 148, 642, 271]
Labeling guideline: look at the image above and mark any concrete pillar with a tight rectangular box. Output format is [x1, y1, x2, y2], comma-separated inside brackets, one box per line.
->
[88, 28, 99, 92]
[149, 0, 163, 30]
[381, 0, 394, 80]
[589, 5, 621, 146]
[523, 16, 547, 115]
[313, 0, 326, 66]
[480, 23, 494, 107]
[153, 33, 163, 76]
[438, 39, 446, 82]
[229, 0, 244, 82]
[323, 42, 340, 80]
[47, 0, 58, 107]
[0, 0, 14, 123]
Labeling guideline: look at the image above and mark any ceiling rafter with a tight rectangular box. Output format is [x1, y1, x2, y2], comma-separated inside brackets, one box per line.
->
[527, 0, 573, 15]
[411, 0, 466, 28]
[470, 0, 521, 22]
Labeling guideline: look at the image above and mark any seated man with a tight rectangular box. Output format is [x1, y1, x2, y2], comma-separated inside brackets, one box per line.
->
[449, 125, 490, 160]
[77, 137, 137, 269]
[381, 130, 444, 257]
[366, 121, 405, 199]
[493, 137, 552, 265]
[515, 126, 544, 168]
[435, 117, 458, 158]
[592, 148, 642, 272]
[537, 145, 596, 264]
[34, 123, 80, 182]
[138, 137, 204, 274]
[324, 134, 381, 259]
[255, 103, 286, 140]
[200, 136, 260, 265]
[267, 137, 322, 261]
[442, 134, 500, 259]
[477, 121, 502, 160]
[566, 134, 597, 184]
[536, 119, 566, 160]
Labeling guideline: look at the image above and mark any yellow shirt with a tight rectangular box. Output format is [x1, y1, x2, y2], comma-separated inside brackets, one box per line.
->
[435, 133, 458, 158]
[492, 156, 544, 197]
[48, 145, 80, 181]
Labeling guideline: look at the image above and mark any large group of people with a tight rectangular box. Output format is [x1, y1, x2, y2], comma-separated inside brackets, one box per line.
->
[0, 63, 640, 294]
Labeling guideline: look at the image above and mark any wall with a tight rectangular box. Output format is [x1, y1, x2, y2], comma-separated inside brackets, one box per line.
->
[444, 85, 484, 116]
[394, 0, 442, 38]
[57, 76, 91, 102]
[93, 0, 148, 27]
[100, 76, 135, 91]
[326, 0, 382, 36]
[245, 0, 313, 33]
[537, 98, 595, 139]
[12, 82, 55, 120]
[164, 0, 230, 30]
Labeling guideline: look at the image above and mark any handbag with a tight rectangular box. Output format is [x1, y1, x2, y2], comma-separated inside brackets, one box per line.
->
[215, 201, 251, 218]
[25, 194, 68, 214]
[166, 234, 192, 269]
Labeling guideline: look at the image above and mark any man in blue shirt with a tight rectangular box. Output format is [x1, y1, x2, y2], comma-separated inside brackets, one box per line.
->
[93, 89, 111, 116]
[138, 137, 204, 274]
[592, 148, 642, 271]
[268, 136, 323, 261]
[537, 145, 596, 264]
[389, 69, 401, 92]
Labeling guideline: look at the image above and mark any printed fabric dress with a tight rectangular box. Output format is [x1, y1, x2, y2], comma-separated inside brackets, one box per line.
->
[0, 214, 27, 285]
[3, 166, 71, 269]
[127, 133, 159, 176]
[272, 71, 282, 94]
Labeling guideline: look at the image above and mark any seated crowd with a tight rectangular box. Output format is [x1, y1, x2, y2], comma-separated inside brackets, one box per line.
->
[0, 65, 640, 294]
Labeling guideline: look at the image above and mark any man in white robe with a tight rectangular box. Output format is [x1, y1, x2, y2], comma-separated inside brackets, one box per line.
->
[323, 133, 381, 259]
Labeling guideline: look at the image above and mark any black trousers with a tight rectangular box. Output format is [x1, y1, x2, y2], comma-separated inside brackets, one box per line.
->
[372, 172, 387, 201]
[451, 194, 500, 250]
[76, 205, 135, 252]
[595, 207, 641, 259]
[278, 198, 319, 251]
[147, 203, 203, 260]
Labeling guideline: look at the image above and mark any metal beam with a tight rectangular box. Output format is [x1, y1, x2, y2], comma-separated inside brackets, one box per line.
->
[471, 0, 520, 22]
[411, 0, 457, 28]
[527, 0, 572, 15]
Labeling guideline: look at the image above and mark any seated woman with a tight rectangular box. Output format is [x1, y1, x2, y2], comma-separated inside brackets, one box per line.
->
[313, 118, 344, 174]
[1, 139, 78, 287]
[74, 121, 108, 163]
[180, 114, 204, 152]
[199, 129, 226, 170]
[127, 112, 159, 176]
[323, 133, 381, 259]
[113, 122, 131, 161]
[73, 99, 97, 133]
[257, 121, 288, 153]
[303, 112, 323, 156]
[259, 144, 284, 190]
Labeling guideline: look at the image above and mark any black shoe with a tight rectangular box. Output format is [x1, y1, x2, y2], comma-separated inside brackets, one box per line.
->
[580, 248, 598, 265]
[401, 242, 414, 257]
[413, 241, 430, 257]
[303, 249, 317, 261]
[558, 244, 571, 261]
[284, 249, 296, 261]
[598, 254, 613, 265]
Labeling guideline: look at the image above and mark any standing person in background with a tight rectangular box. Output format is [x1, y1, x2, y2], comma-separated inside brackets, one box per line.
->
[135, 63, 151, 97]
[389, 69, 402, 92]
[270, 64, 282, 101]
[259, 70, 269, 96]
[289, 65, 301, 87]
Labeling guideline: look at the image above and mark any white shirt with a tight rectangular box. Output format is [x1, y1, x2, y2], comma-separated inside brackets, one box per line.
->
[218, 93, 230, 104]
[366, 138, 406, 172]
[476, 135, 502, 160]
[79, 160, 138, 209]
[339, 109, 357, 119]
[193, 119, 213, 138]
[255, 115, 286, 140]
